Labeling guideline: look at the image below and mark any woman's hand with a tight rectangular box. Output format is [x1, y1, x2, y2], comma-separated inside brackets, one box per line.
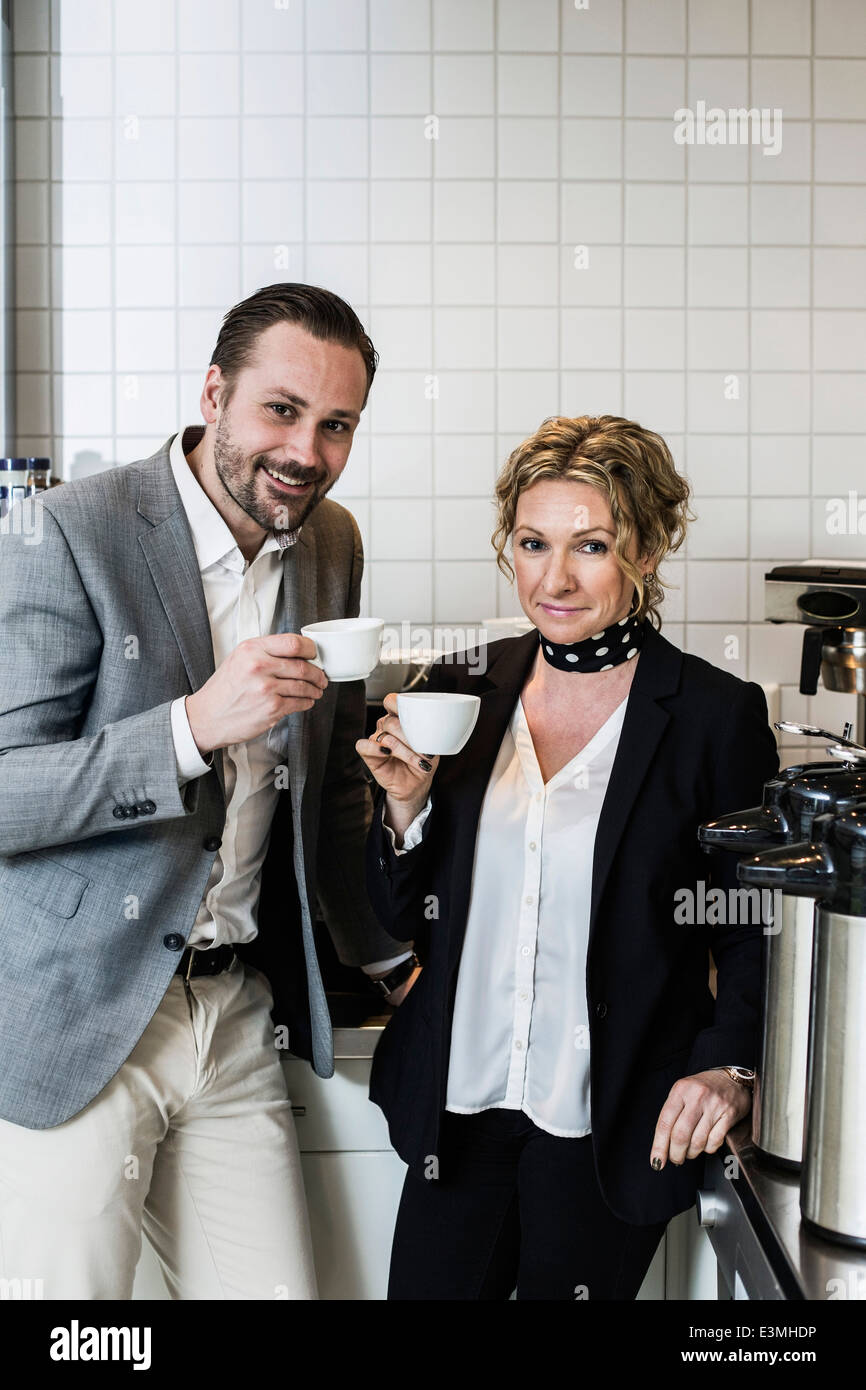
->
[355, 692, 440, 813]
[649, 1069, 752, 1171]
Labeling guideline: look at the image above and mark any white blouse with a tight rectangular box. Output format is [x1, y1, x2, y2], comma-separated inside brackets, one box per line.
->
[387, 691, 629, 1138]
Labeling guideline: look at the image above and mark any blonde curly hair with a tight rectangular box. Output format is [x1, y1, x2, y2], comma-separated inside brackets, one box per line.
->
[492, 415, 695, 630]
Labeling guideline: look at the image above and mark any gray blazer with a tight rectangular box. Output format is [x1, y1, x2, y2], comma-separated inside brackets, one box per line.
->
[0, 435, 409, 1129]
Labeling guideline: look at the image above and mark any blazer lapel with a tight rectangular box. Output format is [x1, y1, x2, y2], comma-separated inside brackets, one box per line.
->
[442, 623, 682, 970]
[587, 626, 680, 954]
[136, 446, 228, 800]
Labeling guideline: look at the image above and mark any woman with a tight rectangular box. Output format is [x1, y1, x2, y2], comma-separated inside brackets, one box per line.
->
[356, 415, 779, 1300]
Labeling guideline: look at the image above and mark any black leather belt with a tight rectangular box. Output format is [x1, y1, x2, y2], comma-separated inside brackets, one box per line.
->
[175, 944, 236, 980]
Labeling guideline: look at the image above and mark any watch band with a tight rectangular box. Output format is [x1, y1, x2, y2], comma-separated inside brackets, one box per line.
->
[372, 953, 419, 998]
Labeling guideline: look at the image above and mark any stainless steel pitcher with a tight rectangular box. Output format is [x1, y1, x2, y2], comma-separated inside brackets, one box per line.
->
[738, 805, 866, 1246]
[700, 764, 866, 1170]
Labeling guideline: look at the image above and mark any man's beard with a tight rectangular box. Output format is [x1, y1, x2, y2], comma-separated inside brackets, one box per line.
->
[213, 414, 330, 535]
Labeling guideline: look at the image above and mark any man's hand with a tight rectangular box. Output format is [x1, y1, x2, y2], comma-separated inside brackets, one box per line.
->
[186, 632, 328, 753]
[649, 1068, 752, 1171]
[387, 963, 422, 1007]
[368, 963, 422, 1008]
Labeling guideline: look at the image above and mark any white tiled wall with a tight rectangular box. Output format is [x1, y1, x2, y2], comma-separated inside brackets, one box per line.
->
[12, 0, 866, 754]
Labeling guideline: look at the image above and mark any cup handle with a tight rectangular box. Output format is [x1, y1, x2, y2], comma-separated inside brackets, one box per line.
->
[307, 644, 324, 671]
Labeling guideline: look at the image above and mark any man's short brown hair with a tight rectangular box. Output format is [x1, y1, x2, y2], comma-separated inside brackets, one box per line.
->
[210, 282, 378, 407]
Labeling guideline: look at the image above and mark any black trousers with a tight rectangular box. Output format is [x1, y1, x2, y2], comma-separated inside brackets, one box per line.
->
[387, 1107, 668, 1301]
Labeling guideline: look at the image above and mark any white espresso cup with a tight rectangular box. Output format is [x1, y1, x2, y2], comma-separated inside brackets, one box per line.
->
[300, 617, 384, 682]
[396, 691, 481, 756]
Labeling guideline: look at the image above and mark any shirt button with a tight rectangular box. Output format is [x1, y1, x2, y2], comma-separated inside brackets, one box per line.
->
[521, 946, 531, 957]
[514, 1040, 524, 1050]
[528, 841, 537, 851]
[525, 895, 533, 905]
[519, 991, 528, 1001]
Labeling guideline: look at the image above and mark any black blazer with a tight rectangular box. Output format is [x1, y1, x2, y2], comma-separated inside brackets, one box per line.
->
[365, 623, 780, 1226]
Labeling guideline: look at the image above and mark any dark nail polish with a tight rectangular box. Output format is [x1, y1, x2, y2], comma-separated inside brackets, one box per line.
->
[419, 758, 433, 772]
[380, 747, 391, 756]
[651, 1157, 662, 1171]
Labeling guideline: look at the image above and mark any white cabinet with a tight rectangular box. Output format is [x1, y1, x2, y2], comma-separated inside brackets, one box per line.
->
[298, 1151, 407, 1300]
[284, 1046, 403, 1300]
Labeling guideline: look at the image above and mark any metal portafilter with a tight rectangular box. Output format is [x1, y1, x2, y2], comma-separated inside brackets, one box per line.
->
[775, 720, 866, 765]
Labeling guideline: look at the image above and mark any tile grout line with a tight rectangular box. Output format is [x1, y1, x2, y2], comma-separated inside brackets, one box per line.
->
[745, 0, 752, 676]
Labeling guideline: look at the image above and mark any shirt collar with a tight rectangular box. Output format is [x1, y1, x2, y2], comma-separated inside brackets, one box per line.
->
[168, 425, 302, 573]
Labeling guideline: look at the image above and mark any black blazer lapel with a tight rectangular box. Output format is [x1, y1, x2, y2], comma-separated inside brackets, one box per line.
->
[588, 626, 681, 954]
[434, 631, 539, 975]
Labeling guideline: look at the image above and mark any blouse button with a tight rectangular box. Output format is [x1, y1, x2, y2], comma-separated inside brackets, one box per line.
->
[521, 946, 531, 957]
[529, 841, 537, 851]
[515, 1040, 524, 1050]
[525, 895, 533, 905]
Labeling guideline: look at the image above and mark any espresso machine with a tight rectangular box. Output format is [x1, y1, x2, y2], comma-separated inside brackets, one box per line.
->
[765, 562, 866, 747]
[699, 763, 866, 1170]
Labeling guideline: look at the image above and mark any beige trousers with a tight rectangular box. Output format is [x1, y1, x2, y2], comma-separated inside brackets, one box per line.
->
[0, 956, 318, 1300]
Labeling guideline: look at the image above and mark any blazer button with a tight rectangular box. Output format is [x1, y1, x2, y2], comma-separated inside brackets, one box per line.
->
[138, 800, 156, 815]
[203, 835, 222, 851]
[595, 1001, 608, 1019]
[112, 805, 127, 819]
[163, 933, 184, 951]
[378, 856, 387, 871]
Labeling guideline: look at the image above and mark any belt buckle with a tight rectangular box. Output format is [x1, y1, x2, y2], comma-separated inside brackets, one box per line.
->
[184, 947, 196, 984]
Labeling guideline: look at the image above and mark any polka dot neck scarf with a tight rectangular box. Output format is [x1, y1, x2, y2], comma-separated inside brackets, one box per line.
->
[538, 607, 647, 673]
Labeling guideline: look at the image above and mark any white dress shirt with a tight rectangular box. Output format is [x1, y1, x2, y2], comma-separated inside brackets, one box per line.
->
[169, 426, 406, 973]
[385, 691, 629, 1137]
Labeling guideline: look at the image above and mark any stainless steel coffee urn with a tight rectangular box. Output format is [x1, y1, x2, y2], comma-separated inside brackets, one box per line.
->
[738, 804, 866, 1247]
[699, 763, 866, 1170]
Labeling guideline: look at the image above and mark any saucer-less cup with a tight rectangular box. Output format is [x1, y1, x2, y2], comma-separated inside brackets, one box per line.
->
[396, 691, 481, 756]
[300, 617, 384, 682]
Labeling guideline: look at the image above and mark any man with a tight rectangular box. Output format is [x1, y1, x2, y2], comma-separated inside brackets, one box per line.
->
[0, 283, 419, 1300]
